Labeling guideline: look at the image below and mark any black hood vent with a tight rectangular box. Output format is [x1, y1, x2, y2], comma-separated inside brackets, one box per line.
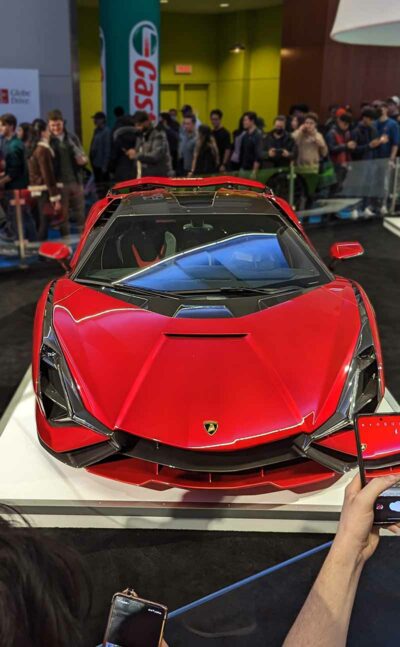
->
[174, 304, 234, 319]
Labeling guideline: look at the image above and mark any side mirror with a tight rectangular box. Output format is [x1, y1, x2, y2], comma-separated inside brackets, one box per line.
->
[329, 241, 364, 269]
[39, 242, 72, 270]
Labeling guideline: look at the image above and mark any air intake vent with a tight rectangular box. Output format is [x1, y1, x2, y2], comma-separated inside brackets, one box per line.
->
[95, 198, 121, 227]
[174, 305, 234, 319]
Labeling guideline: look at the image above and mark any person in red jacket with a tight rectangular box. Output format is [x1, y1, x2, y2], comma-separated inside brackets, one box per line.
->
[326, 111, 356, 194]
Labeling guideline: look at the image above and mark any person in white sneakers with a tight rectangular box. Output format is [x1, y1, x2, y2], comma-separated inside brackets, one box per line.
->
[350, 107, 385, 219]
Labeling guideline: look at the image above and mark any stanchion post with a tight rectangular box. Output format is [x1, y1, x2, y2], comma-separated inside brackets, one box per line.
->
[288, 161, 295, 208]
[390, 158, 399, 216]
[10, 189, 26, 261]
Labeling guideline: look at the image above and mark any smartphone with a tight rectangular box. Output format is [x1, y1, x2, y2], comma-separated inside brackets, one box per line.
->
[103, 591, 167, 647]
[355, 413, 400, 524]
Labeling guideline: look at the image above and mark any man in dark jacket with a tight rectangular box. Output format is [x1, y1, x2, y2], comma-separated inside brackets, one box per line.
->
[0, 112, 36, 241]
[109, 115, 137, 182]
[48, 109, 88, 237]
[262, 116, 296, 168]
[89, 111, 111, 197]
[351, 108, 381, 161]
[239, 111, 263, 176]
[159, 112, 179, 172]
[126, 111, 172, 177]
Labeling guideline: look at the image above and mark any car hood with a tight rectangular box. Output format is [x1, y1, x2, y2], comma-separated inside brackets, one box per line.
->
[52, 278, 361, 451]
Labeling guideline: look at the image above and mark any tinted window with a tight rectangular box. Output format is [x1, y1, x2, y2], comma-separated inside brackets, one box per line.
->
[76, 212, 329, 292]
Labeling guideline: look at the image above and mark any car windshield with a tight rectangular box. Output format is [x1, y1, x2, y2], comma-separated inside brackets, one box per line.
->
[76, 212, 330, 293]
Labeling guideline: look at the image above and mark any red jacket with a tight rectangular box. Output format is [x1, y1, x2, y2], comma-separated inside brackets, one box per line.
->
[326, 126, 352, 165]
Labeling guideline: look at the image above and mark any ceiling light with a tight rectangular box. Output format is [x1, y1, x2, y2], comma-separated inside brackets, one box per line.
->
[160, 0, 168, 4]
[229, 42, 245, 54]
[220, 2, 230, 6]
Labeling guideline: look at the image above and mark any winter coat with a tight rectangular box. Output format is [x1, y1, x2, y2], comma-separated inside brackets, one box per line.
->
[28, 141, 61, 201]
[50, 130, 87, 184]
[136, 126, 173, 177]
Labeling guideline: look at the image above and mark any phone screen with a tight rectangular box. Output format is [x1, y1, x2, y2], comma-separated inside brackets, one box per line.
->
[104, 594, 166, 647]
[355, 414, 400, 524]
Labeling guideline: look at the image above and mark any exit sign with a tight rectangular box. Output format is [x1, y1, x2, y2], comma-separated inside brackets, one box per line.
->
[175, 64, 192, 74]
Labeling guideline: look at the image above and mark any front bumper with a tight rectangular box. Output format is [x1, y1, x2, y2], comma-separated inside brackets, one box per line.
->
[37, 411, 400, 491]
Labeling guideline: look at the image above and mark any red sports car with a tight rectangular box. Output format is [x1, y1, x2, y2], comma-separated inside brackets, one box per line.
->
[33, 176, 389, 490]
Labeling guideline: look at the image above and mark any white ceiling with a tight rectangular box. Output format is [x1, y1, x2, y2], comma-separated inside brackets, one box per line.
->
[77, 0, 282, 13]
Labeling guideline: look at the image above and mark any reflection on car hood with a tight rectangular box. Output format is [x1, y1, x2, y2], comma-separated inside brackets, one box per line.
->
[52, 278, 361, 451]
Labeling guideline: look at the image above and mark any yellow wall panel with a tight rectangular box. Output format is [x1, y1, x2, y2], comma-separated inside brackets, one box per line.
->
[78, 5, 283, 145]
[77, 6, 102, 154]
[249, 78, 281, 129]
[161, 13, 218, 84]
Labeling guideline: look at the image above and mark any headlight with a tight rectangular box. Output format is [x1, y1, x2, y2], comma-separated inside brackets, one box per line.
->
[337, 341, 379, 421]
[40, 343, 71, 423]
[39, 295, 112, 437]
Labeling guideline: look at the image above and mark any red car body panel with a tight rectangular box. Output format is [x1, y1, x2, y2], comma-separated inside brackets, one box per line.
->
[33, 176, 390, 490]
[37, 408, 107, 452]
[51, 277, 360, 450]
[86, 456, 337, 491]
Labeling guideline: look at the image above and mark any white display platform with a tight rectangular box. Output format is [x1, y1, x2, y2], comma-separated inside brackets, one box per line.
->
[0, 370, 398, 533]
[383, 216, 400, 239]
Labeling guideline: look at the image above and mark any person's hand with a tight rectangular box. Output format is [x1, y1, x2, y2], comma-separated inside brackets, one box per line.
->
[370, 138, 381, 148]
[282, 149, 290, 157]
[380, 134, 389, 144]
[187, 170, 194, 177]
[161, 640, 169, 647]
[269, 148, 276, 157]
[333, 473, 400, 566]
[219, 164, 226, 172]
[347, 140, 357, 150]
[75, 154, 88, 166]
[124, 148, 136, 160]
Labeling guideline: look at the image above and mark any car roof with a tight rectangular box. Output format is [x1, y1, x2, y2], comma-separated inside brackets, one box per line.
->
[114, 188, 282, 218]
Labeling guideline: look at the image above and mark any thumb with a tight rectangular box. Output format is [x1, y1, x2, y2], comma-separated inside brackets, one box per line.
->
[358, 474, 400, 508]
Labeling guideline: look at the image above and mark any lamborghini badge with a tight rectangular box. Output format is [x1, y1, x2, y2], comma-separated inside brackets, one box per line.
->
[204, 421, 218, 436]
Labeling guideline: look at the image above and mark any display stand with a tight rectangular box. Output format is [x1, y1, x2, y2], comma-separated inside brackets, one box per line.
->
[0, 370, 397, 532]
[384, 216, 400, 239]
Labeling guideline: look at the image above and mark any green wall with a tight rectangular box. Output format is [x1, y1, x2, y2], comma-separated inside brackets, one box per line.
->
[77, 4, 283, 148]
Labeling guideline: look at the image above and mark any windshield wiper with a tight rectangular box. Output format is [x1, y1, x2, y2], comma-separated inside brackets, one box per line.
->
[76, 278, 179, 300]
[173, 285, 306, 297]
[110, 284, 180, 299]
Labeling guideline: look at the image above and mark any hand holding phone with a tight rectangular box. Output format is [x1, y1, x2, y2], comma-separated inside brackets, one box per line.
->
[103, 590, 168, 647]
[355, 413, 400, 525]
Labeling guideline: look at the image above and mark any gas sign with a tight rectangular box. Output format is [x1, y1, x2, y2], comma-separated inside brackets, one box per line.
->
[129, 21, 159, 121]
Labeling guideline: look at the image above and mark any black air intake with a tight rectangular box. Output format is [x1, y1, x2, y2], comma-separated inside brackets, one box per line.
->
[174, 305, 233, 319]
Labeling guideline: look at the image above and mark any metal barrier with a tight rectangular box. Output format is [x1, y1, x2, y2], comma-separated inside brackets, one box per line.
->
[2, 158, 396, 268]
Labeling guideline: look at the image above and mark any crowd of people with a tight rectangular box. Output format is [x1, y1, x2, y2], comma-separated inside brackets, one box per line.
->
[1, 95, 400, 243]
